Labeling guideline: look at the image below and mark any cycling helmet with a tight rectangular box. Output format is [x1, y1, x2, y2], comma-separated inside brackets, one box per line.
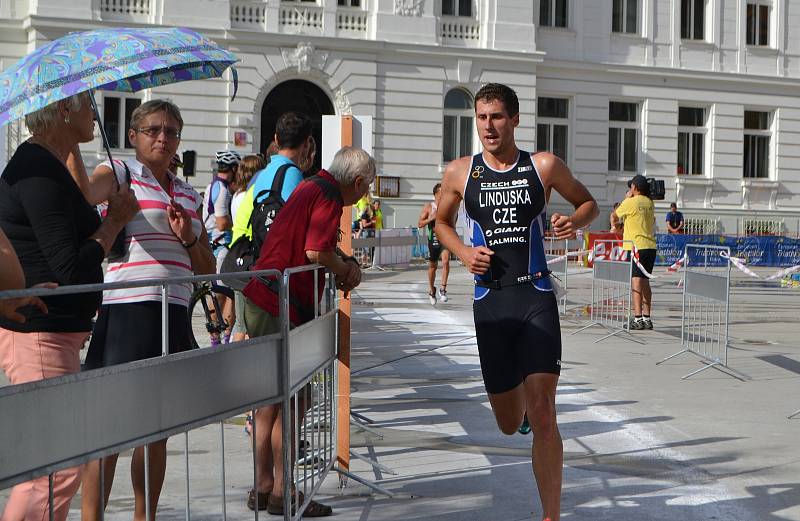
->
[215, 150, 241, 167]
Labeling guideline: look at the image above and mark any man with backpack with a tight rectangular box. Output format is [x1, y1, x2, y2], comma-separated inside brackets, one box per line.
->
[224, 113, 315, 286]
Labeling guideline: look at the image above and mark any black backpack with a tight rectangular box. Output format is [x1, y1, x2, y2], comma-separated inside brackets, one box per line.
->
[220, 163, 291, 290]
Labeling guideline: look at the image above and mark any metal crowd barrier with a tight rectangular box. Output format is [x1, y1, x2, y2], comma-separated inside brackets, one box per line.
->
[0, 268, 338, 521]
[657, 245, 746, 380]
[351, 228, 418, 269]
[572, 239, 643, 344]
[544, 237, 569, 316]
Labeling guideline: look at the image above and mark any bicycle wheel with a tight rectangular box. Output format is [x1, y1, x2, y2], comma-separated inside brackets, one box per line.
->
[188, 285, 215, 349]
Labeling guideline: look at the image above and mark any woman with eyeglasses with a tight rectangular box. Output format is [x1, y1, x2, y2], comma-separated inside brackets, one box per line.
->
[70, 99, 216, 521]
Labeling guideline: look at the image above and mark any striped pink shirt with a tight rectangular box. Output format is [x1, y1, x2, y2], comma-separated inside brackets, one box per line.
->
[101, 158, 203, 307]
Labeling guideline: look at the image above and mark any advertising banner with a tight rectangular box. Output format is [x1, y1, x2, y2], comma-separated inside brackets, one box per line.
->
[654, 234, 800, 267]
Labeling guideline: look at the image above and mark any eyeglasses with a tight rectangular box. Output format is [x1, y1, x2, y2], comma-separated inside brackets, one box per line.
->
[135, 125, 181, 139]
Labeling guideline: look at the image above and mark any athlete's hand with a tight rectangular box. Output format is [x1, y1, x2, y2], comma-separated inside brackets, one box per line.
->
[551, 213, 577, 240]
[462, 246, 493, 275]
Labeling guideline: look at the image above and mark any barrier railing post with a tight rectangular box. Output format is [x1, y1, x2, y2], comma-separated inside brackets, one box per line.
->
[657, 244, 748, 380]
[280, 270, 292, 521]
[572, 239, 643, 344]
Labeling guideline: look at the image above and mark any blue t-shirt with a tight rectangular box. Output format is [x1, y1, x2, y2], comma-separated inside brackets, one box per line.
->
[250, 154, 304, 204]
[666, 210, 684, 230]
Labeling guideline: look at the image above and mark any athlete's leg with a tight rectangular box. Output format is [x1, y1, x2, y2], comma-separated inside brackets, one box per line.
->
[486, 384, 527, 435]
[524, 373, 562, 521]
[440, 250, 451, 289]
[427, 261, 438, 294]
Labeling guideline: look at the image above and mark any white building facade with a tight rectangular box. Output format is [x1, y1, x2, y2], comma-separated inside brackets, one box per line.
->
[2, 0, 800, 234]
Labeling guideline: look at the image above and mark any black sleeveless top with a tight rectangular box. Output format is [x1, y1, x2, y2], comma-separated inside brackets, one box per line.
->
[463, 151, 552, 299]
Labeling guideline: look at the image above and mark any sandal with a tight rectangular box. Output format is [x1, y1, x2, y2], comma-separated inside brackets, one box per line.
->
[247, 488, 270, 511]
[267, 491, 332, 517]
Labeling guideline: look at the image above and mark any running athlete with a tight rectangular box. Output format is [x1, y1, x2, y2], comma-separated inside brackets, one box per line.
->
[417, 183, 451, 305]
[434, 83, 598, 521]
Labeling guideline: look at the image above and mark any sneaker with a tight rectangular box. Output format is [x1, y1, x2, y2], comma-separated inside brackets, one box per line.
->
[643, 317, 653, 330]
[438, 287, 448, 303]
[428, 291, 437, 306]
[628, 318, 644, 331]
[518, 414, 531, 435]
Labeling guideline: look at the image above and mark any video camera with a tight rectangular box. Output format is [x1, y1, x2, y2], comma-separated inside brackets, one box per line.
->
[647, 178, 665, 200]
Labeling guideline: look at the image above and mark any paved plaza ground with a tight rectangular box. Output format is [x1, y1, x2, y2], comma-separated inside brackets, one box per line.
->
[2, 262, 799, 520]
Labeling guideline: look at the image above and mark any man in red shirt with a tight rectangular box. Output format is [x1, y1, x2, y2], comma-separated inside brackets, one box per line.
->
[241, 146, 374, 517]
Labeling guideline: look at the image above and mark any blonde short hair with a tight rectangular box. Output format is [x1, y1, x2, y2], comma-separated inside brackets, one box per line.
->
[24, 93, 85, 135]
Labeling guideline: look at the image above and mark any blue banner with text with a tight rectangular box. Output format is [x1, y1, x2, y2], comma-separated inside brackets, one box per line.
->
[655, 234, 800, 267]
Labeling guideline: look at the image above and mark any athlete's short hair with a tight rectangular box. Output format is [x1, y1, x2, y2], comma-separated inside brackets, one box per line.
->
[433, 183, 442, 195]
[275, 112, 312, 149]
[474, 83, 519, 118]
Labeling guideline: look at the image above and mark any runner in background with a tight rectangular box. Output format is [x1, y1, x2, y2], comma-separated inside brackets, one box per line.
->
[417, 183, 450, 305]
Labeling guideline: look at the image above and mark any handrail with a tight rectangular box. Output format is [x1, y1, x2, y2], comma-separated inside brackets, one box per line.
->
[0, 268, 283, 299]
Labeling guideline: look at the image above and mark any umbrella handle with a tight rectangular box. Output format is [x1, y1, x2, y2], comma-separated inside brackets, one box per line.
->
[88, 89, 119, 188]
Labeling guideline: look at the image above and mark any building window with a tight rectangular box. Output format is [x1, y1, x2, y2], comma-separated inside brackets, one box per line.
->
[442, 0, 471, 17]
[746, 2, 770, 46]
[103, 95, 141, 150]
[612, 0, 638, 34]
[536, 97, 569, 163]
[443, 88, 473, 163]
[337, 0, 360, 6]
[540, 0, 568, 28]
[681, 0, 705, 40]
[677, 107, 706, 175]
[608, 101, 638, 173]
[743, 110, 771, 178]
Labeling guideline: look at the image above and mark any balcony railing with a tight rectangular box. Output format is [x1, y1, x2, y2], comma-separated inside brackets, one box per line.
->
[439, 16, 480, 46]
[337, 8, 368, 36]
[231, 1, 267, 30]
[99, 0, 150, 20]
[280, 2, 324, 35]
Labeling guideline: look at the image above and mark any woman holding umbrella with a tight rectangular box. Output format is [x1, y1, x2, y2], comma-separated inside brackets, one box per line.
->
[0, 91, 139, 521]
[75, 99, 216, 521]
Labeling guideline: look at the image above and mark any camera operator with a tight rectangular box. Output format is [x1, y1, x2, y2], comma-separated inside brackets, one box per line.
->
[611, 175, 656, 330]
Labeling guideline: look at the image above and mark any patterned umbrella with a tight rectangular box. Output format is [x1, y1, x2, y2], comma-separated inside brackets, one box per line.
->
[0, 26, 238, 127]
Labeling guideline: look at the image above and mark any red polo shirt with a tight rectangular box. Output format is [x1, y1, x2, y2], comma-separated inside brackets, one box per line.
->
[243, 170, 343, 325]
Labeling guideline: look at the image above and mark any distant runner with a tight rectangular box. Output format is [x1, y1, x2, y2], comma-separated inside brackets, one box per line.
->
[417, 183, 451, 305]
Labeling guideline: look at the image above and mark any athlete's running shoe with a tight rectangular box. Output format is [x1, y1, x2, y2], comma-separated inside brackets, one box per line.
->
[438, 287, 448, 303]
[518, 414, 531, 435]
[428, 291, 437, 306]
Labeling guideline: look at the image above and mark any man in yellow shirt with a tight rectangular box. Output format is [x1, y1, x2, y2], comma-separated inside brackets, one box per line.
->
[612, 175, 656, 330]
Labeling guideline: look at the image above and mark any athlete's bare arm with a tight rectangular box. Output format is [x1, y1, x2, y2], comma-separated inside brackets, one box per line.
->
[435, 157, 493, 275]
[534, 152, 599, 239]
[417, 202, 434, 228]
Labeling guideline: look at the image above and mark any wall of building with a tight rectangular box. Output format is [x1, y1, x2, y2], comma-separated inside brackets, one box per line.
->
[2, 0, 800, 233]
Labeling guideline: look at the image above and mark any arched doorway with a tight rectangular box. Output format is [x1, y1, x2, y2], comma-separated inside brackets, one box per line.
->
[260, 80, 335, 174]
